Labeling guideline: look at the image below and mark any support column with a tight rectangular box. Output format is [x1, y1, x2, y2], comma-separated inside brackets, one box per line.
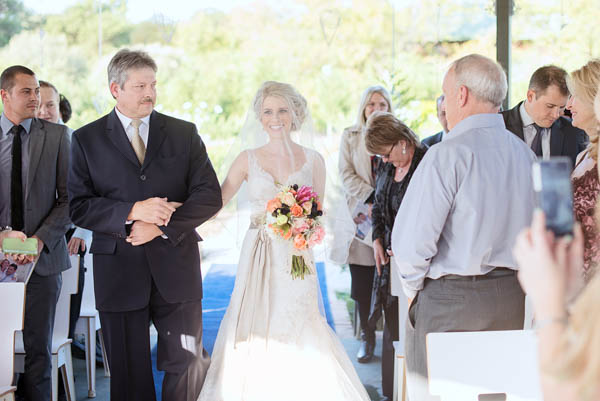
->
[496, 0, 512, 110]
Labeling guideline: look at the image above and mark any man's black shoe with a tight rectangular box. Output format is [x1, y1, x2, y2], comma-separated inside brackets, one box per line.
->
[356, 338, 375, 363]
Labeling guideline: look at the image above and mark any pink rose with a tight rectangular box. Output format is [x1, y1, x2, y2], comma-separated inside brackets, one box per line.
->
[302, 201, 312, 213]
[292, 218, 310, 235]
[308, 225, 325, 247]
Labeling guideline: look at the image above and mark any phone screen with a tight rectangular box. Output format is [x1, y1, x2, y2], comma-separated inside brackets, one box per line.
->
[532, 157, 574, 237]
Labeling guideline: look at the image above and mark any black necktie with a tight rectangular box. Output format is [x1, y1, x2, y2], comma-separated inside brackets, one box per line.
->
[11, 125, 24, 231]
[530, 124, 543, 157]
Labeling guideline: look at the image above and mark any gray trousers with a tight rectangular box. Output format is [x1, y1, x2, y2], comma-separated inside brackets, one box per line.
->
[405, 270, 525, 401]
[18, 271, 62, 401]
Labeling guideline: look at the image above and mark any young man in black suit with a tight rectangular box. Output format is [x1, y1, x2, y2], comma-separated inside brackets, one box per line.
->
[422, 94, 448, 147]
[68, 49, 222, 401]
[501, 65, 588, 168]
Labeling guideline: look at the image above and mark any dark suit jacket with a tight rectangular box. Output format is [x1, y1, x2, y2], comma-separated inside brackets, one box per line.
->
[68, 109, 222, 312]
[501, 101, 588, 168]
[422, 131, 444, 147]
[26, 118, 71, 275]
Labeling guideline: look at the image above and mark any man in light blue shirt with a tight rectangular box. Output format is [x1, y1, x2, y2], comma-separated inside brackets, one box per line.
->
[391, 54, 536, 401]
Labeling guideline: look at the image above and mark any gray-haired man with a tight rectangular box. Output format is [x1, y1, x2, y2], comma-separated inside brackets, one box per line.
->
[68, 49, 222, 401]
[391, 54, 536, 400]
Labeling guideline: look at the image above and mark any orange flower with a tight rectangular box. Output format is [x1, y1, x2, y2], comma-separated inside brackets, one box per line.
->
[290, 204, 303, 217]
[283, 228, 293, 240]
[267, 198, 282, 213]
[293, 234, 307, 250]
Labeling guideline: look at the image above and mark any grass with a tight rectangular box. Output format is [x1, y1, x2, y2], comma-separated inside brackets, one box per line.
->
[335, 290, 356, 327]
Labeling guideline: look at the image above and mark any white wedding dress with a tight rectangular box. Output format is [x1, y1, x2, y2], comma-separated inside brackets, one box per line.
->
[198, 148, 370, 401]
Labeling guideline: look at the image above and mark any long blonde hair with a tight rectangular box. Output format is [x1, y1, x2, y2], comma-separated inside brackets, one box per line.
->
[567, 59, 600, 161]
[554, 87, 600, 400]
[354, 85, 393, 130]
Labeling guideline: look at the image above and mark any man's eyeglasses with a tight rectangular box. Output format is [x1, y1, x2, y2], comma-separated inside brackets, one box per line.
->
[377, 142, 395, 159]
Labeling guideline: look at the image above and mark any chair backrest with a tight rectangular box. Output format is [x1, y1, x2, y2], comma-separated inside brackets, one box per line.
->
[79, 251, 96, 315]
[427, 330, 543, 401]
[0, 283, 25, 386]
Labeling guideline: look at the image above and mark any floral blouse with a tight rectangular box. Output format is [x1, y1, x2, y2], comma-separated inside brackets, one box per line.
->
[572, 151, 600, 281]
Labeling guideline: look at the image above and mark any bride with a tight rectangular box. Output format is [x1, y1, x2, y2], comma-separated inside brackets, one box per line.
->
[198, 81, 370, 401]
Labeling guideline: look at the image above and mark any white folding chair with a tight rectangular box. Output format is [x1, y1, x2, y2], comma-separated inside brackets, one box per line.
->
[390, 257, 407, 401]
[0, 283, 25, 401]
[74, 251, 110, 398]
[15, 257, 79, 401]
[426, 330, 543, 401]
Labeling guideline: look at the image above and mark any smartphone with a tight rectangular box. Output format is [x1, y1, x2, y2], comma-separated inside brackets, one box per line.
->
[2, 237, 38, 255]
[532, 157, 574, 236]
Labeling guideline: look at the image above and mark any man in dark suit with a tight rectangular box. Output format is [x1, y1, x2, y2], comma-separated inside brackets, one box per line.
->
[501, 65, 588, 168]
[68, 49, 222, 401]
[0, 65, 71, 401]
[422, 94, 448, 147]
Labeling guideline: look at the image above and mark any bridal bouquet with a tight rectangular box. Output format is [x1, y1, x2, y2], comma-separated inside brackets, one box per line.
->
[266, 184, 325, 279]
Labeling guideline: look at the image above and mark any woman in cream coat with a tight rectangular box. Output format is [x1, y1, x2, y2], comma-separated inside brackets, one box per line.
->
[338, 85, 392, 363]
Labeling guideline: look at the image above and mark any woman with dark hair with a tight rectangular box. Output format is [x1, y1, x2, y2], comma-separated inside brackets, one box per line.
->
[365, 111, 427, 401]
[59, 94, 72, 124]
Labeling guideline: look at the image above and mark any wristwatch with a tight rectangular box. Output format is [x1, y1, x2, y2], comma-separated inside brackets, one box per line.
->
[1, 226, 12, 232]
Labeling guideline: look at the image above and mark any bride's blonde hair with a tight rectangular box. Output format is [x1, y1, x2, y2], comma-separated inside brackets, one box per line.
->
[252, 81, 308, 131]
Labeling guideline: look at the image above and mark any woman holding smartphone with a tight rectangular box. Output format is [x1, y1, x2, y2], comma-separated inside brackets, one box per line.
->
[513, 87, 600, 401]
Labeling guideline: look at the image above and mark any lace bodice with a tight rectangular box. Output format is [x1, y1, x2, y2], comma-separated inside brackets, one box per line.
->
[246, 148, 315, 217]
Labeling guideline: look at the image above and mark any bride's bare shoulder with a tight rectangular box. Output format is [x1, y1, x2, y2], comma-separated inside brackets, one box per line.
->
[300, 146, 325, 164]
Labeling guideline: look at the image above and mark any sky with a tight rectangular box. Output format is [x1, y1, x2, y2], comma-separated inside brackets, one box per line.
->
[23, 0, 283, 22]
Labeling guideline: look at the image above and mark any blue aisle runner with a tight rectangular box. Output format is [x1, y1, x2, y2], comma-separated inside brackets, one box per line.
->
[151, 262, 333, 398]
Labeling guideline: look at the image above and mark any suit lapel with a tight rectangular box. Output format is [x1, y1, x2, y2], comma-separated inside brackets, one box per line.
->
[26, 119, 45, 200]
[106, 109, 142, 168]
[142, 111, 167, 169]
[550, 120, 565, 157]
[510, 101, 526, 141]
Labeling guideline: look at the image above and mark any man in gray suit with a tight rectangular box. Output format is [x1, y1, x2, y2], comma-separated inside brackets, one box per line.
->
[0, 65, 71, 401]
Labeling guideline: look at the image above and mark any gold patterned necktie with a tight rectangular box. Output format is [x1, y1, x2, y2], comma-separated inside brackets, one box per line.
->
[130, 119, 145, 165]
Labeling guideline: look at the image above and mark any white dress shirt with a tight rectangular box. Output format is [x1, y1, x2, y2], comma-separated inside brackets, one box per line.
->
[520, 102, 551, 160]
[115, 107, 150, 148]
[391, 113, 536, 298]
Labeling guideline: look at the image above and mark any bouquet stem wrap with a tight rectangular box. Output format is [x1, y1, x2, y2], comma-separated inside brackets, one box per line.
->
[290, 249, 315, 280]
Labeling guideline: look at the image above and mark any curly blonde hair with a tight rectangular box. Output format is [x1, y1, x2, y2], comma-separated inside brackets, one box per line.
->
[567, 59, 600, 161]
[252, 81, 307, 131]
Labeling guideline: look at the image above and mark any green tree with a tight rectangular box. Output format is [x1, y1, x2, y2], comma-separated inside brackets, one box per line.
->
[0, 0, 30, 47]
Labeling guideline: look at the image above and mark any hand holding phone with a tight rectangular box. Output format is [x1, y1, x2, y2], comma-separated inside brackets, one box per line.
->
[2, 237, 39, 256]
[532, 157, 574, 237]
